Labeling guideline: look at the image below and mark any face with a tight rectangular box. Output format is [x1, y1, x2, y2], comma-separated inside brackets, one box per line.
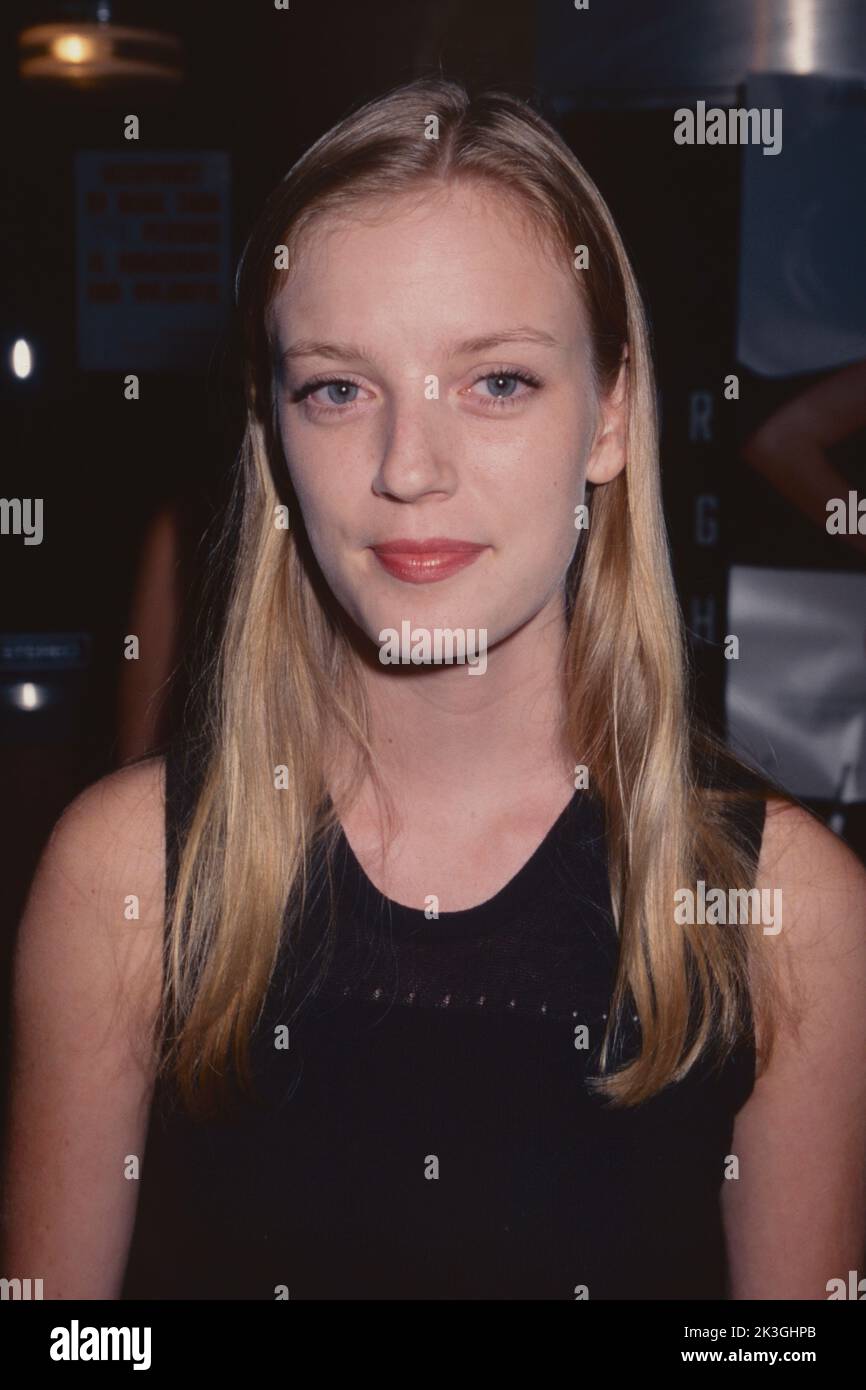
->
[270, 180, 626, 659]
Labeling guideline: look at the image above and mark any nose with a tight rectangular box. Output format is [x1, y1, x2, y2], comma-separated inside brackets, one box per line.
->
[372, 387, 457, 503]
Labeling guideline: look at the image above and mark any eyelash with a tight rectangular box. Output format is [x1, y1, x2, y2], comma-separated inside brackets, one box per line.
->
[290, 366, 542, 416]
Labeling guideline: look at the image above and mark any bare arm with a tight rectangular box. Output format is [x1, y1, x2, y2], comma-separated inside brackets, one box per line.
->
[722, 799, 866, 1298]
[741, 360, 866, 560]
[0, 759, 166, 1299]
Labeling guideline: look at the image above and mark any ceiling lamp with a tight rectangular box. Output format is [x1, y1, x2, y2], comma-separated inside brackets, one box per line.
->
[19, 3, 183, 87]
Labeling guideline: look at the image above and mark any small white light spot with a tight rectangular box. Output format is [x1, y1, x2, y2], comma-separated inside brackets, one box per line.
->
[11, 339, 33, 379]
[12, 681, 44, 710]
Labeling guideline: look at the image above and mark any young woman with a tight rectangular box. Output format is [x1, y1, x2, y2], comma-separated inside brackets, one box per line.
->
[4, 78, 865, 1301]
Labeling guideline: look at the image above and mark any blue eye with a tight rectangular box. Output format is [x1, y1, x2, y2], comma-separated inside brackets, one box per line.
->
[470, 368, 540, 407]
[483, 374, 519, 397]
[324, 381, 358, 405]
[292, 377, 363, 409]
[318, 380, 359, 406]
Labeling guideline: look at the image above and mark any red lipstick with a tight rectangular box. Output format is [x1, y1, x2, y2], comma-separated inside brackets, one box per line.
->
[370, 538, 487, 584]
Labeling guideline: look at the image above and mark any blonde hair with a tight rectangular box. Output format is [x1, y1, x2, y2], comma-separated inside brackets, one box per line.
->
[155, 77, 794, 1117]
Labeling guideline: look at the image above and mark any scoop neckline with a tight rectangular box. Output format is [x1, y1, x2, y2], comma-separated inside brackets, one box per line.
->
[335, 787, 594, 940]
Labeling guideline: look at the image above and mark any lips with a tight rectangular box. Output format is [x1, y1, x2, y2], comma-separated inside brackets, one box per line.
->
[370, 538, 487, 584]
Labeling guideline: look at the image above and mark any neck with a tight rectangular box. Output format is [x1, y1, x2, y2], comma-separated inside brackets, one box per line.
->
[342, 589, 573, 822]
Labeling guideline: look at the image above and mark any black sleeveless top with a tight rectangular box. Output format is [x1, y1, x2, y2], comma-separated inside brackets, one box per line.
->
[121, 739, 766, 1301]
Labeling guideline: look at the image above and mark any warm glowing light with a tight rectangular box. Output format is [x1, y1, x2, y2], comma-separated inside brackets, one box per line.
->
[13, 683, 44, 711]
[19, 23, 183, 85]
[51, 34, 94, 65]
[11, 339, 33, 379]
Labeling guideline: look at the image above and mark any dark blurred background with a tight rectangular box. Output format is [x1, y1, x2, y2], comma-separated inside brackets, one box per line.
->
[2, 0, 865, 1014]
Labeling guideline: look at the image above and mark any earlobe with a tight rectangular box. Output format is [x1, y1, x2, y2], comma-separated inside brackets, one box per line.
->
[585, 355, 628, 485]
[586, 446, 626, 486]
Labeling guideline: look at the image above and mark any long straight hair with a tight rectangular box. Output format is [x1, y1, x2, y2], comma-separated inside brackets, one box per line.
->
[156, 77, 796, 1117]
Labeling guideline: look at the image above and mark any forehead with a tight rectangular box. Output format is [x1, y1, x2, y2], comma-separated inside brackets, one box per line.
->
[270, 181, 588, 355]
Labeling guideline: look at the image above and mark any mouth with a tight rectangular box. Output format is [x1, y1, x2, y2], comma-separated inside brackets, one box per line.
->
[369, 538, 487, 585]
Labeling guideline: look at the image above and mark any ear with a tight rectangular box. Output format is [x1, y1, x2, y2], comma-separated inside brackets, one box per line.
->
[586, 349, 628, 485]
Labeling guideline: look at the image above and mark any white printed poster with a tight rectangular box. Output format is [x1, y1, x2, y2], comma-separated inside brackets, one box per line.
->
[726, 564, 866, 801]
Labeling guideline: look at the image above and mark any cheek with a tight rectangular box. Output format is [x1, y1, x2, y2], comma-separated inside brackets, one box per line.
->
[292, 481, 349, 569]
[505, 436, 586, 549]
[279, 423, 343, 541]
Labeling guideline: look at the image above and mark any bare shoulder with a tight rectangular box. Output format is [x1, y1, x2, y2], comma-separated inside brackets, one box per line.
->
[3, 756, 168, 1297]
[14, 754, 168, 1051]
[760, 792, 865, 875]
[48, 755, 166, 898]
[753, 794, 866, 1039]
[721, 795, 866, 1298]
[758, 795, 866, 960]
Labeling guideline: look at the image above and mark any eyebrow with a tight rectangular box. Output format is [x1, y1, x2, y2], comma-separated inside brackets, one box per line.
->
[276, 326, 561, 368]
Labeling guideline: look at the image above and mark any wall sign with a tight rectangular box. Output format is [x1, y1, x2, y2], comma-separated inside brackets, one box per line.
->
[76, 149, 231, 371]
